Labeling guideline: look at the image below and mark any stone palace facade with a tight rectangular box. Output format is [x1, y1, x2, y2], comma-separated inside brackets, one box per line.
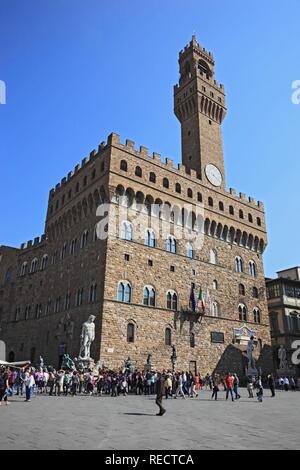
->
[0, 37, 273, 375]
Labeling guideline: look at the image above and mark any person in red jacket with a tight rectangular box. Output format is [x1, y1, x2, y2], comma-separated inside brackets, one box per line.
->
[225, 373, 235, 402]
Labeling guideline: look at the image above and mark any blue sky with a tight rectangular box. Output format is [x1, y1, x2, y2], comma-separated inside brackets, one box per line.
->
[0, 0, 299, 278]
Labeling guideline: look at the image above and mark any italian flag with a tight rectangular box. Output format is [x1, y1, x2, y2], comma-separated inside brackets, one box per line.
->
[198, 288, 206, 314]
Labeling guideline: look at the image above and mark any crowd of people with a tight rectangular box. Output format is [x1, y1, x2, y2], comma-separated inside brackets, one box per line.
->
[1, 365, 299, 409]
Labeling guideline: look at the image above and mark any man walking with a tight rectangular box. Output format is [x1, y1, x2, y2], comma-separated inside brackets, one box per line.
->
[155, 372, 166, 416]
[225, 373, 234, 402]
[268, 374, 276, 397]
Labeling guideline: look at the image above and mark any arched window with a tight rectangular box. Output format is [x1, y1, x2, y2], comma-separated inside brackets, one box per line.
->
[121, 221, 133, 241]
[127, 323, 135, 343]
[166, 291, 178, 310]
[219, 201, 224, 211]
[248, 214, 253, 223]
[229, 206, 234, 215]
[70, 238, 77, 254]
[92, 168, 96, 180]
[30, 258, 38, 273]
[89, 282, 97, 303]
[208, 197, 214, 207]
[210, 249, 217, 265]
[135, 166, 142, 177]
[143, 286, 155, 307]
[41, 255, 48, 271]
[197, 192, 203, 203]
[167, 236, 177, 254]
[81, 230, 89, 249]
[163, 178, 169, 189]
[187, 188, 193, 198]
[190, 332, 195, 348]
[212, 302, 219, 318]
[253, 308, 261, 324]
[120, 160, 127, 171]
[239, 209, 244, 219]
[239, 304, 247, 322]
[20, 262, 28, 276]
[145, 229, 156, 248]
[149, 172, 156, 183]
[118, 281, 131, 303]
[239, 284, 245, 296]
[187, 243, 194, 258]
[76, 182, 80, 193]
[61, 243, 67, 260]
[165, 328, 172, 346]
[175, 183, 181, 194]
[257, 217, 262, 227]
[235, 256, 244, 273]
[249, 260, 257, 277]
[213, 280, 218, 290]
[252, 287, 259, 299]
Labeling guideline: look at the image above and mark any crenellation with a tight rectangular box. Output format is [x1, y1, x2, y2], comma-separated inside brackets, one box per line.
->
[81, 156, 89, 167]
[152, 152, 161, 162]
[55, 183, 61, 191]
[139, 146, 148, 156]
[61, 177, 67, 186]
[239, 192, 246, 202]
[125, 139, 135, 150]
[165, 158, 173, 168]
[107, 132, 120, 146]
[178, 163, 186, 173]
[90, 149, 97, 159]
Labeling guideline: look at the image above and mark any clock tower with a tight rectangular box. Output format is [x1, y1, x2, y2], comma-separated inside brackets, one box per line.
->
[174, 36, 227, 189]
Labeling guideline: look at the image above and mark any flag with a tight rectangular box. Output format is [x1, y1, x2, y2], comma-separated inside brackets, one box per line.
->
[190, 284, 197, 312]
[198, 287, 206, 314]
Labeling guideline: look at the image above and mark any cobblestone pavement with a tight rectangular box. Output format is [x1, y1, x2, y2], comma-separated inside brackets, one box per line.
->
[0, 389, 299, 450]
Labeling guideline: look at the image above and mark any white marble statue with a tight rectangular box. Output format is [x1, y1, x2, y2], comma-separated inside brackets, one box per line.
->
[79, 315, 96, 360]
[278, 345, 287, 370]
[247, 336, 256, 369]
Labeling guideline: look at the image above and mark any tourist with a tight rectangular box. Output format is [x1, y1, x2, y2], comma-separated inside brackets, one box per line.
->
[233, 374, 241, 400]
[256, 376, 264, 403]
[175, 373, 186, 399]
[155, 372, 166, 417]
[24, 369, 35, 402]
[225, 373, 234, 402]
[211, 378, 219, 401]
[268, 374, 276, 397]
[0, 366, 9, 406]
[55, 370, 64, 396]
[284, 377, 290, 392]
[71, 372, 79, 396]
[16, 368, 25, 396]
[290, 377, 296, 392]
[48, 370, 56, 396]
[247, 377, 254, 398]
[164, 374, 172, 399]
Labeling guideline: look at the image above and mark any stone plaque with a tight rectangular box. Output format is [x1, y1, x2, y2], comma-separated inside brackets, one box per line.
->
[211, 332, 224, 344]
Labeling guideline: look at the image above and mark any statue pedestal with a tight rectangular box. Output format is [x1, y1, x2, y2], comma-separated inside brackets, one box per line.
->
[77, 357, 95, 371]
[144, 363, 154, 372]
[246, 367, 259, 377]
[277, 367, 296, 377]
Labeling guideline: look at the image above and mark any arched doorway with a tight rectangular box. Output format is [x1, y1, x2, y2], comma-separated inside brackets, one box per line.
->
[30, 347, 36, 364]
[8, 351, 15, 362]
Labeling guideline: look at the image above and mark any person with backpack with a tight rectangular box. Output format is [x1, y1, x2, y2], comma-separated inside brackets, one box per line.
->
[256, 376, 264, 403]
[211, 378, 219, 401]
[233, 374, 241, 400]
[0, 367, 9, 406]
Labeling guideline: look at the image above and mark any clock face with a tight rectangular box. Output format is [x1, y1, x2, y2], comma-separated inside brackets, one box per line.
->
[205, 164, 222, 187]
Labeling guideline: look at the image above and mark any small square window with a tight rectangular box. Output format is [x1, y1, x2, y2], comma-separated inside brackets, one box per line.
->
[125, 254, 130, 261]
[170, 266, 175, 272]
[148, 260, 153, 267]
[192, 269, 196, 276]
